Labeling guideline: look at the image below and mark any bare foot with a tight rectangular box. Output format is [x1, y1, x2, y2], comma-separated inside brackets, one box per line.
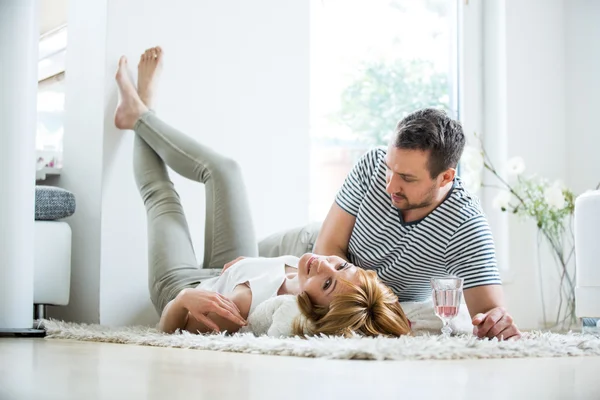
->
[138, 46, 163, 108]
[114, 56, 148, 130]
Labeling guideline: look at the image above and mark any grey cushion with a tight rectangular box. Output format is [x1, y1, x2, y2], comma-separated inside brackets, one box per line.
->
[35, 186, 76, 221]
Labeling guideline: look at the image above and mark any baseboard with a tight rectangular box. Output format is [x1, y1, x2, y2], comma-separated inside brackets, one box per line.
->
[0, 328, 46, 338]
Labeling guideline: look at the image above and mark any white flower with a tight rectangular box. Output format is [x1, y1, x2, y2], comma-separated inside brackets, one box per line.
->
[461, 169, 482, 194]
[544, 181, 566, 209]
[461, 146, 484, 174]
[493, 191, 512, 210]
[505, 157, 526, 177]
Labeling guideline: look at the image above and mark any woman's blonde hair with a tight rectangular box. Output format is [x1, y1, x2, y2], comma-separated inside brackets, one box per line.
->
[293, 268, 411, 338]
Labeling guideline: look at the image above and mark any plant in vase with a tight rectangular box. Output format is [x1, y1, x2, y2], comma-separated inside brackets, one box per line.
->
[459, 135, 598, 330]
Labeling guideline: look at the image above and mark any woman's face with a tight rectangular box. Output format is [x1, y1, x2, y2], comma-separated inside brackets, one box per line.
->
[297, 253, 361, 307]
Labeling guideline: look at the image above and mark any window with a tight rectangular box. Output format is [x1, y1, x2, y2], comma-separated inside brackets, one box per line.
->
[37, 25, 67, 175]
[309, 0, 459, 220]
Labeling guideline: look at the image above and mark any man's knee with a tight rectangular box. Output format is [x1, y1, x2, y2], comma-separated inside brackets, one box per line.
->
[302, 222, 322, 251]
[258, 222, 322, 258]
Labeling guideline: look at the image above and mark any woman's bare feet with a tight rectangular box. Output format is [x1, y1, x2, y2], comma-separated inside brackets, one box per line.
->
[114, 56, 148, 130]
[138, 46, 163, 109]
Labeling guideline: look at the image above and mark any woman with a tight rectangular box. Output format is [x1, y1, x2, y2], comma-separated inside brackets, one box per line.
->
[114, 46, 411, 338]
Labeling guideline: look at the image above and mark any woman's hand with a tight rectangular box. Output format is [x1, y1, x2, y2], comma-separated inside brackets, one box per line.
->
[221, 256, 246, 275]
[177, 288, 247, 332]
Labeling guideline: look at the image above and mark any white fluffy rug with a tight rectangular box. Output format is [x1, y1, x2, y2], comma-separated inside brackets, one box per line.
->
[41, 319, 600, 361]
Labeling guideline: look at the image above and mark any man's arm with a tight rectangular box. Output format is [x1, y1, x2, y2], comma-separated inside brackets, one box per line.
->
[313, 202, 356, 260]
[445, 215, 521, 340]
[314, 149, 380, 259]
[463, 285, 520, 340]
[463, 284, 506, 317]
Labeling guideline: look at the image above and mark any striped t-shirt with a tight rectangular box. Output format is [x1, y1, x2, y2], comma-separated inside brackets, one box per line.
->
[335, 148, 502, 302]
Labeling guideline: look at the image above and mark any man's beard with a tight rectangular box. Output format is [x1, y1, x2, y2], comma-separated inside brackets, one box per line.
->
[391, 185, 437, 211]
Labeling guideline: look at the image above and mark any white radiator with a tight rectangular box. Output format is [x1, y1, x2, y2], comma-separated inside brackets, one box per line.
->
[574, 190, 600, 332]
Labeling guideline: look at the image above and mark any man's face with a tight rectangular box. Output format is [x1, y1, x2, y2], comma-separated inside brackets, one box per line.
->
[384, 144, 441, 211]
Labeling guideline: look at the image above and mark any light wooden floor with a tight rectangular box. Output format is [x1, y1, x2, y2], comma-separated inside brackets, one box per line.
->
[1, 338, 599, 400]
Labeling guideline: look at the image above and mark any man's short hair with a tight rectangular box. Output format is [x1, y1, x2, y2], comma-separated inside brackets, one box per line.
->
[393, 108, 465, 178]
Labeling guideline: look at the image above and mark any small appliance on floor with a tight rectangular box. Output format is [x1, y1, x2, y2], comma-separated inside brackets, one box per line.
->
[574, 190, 600, 334]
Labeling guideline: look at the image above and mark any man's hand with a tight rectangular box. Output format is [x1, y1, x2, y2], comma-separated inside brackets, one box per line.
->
[221, 256, 246, 275]
[463, 285, 520, 340]
[177, 288, 246, 332]
[472, 306, 521, 340]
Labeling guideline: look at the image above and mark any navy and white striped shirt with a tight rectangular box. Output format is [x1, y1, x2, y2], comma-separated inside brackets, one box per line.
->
[336, 148, 502, 302]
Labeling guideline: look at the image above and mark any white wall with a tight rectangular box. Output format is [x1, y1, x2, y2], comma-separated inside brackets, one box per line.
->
[51, 0, 599, 329]
[565, 0, 600, 195]
[50, 0, 309, 326]
[49, 0, 107, 324]
[482, 0, 600, 329]
[482, 0, 568, 329]
[480, 0, 509, 284]
[505, 0, 567, 328]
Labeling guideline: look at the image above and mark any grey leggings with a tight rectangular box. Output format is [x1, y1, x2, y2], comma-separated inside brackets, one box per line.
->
[133, 112, 319, 314]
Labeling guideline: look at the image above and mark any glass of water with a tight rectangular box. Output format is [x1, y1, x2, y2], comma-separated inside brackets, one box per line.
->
[431, 277, 464, 337]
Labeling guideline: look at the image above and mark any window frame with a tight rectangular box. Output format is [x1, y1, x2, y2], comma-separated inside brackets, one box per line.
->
[36, 25, 67, 181]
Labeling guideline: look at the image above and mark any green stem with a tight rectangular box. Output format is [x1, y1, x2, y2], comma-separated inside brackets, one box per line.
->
[476, 135, 579, 328]
[554, 251, 566, 327]
[481, 183, 508, 191]
[569, 216, 577, 289]
[564, 246, 575, 267]
[483, 163, 528, 206]
[546, 230, 575, 297]
[536, 230, 548, 328]
[477, 136, 529, 208]
[541, 227, 576, 328]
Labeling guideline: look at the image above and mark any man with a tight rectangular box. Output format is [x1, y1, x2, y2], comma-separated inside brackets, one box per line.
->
[313, 108, 521, 340]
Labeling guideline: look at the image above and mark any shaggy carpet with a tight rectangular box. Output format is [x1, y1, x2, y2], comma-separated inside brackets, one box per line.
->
[40, 319, 600, 361]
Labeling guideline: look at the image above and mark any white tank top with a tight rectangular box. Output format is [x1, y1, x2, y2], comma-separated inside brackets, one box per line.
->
[197, 255, 299, 314]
